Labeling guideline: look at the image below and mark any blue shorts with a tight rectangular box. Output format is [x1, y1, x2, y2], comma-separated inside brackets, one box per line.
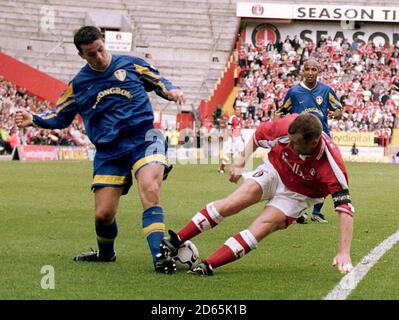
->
[92, 124, 172, 195]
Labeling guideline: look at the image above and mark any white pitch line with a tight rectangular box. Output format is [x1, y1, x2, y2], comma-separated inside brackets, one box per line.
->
[324, 229, 399, 300]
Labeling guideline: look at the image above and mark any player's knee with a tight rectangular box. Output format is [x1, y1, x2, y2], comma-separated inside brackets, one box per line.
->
[237, 180, 262, 204]
[140, 182, 161, 204]
[246, 180, 262, 195]
[95, 207, 117, 223]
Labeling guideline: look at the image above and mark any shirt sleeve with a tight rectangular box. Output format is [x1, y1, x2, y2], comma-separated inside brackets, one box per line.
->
[322, 136, 350, 194]
[32, 84, 79, 129]
[254, 114, 296, 147]
[276, 90, 292, 116]
[327, 88, 343, 112]
[133, 57, 176, 100]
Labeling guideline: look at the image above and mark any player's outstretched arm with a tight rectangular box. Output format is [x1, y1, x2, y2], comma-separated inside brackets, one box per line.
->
[332, 212, 354, 273]
[229, 136, 257, 183]
[15, 109, 33, 128]
[166, 89, 185, 104]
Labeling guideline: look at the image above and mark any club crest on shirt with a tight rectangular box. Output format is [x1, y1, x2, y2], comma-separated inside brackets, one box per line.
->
[114, 69, 126, 81]
[316, 96, 323, 105]
[309, 168, 316, 176]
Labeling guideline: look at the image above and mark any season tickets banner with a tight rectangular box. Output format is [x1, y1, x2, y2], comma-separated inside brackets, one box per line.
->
[237, 3, 399, 23]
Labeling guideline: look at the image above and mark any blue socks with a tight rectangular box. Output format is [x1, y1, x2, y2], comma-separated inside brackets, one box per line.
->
[95, 207, 165, 264]
[142, 206, 165, 264]
[313, 202, 324, 215]
[96, 220, 118, 259]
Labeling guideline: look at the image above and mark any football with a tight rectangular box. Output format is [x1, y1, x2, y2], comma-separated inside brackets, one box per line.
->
[172, 240, 200, 270]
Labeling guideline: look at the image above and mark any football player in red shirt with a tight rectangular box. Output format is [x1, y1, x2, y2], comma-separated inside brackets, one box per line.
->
[161, 113, 354, 275]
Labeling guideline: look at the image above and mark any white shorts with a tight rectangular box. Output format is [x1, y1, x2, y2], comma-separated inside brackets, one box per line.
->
[242, 160, 323, 219]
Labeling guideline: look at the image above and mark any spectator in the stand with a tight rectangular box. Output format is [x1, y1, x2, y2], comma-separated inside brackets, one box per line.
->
[290, 35, 301, 52]
[0, 126, 6, 154]
[247, 101, 256, 120]
[276, 58, 343, 224]
[275, 40, 283, 53]
[317, 35, 327, 48]
[213, 105, 223, 129]
[0, 125, 9, 144]
[4, 126, 20, 153]
[0, 78, 91, 147]
[235, 96, 248, 120]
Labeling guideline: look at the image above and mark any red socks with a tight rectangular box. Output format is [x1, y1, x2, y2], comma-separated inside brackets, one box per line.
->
[175, 204, 259, 271]
[205, 230, 258, 268]
[177, 203, 224, 242]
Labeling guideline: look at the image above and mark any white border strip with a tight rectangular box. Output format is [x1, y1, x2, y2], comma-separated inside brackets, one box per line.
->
[324, 229, 399, 300]
[237, 3, 399, 23]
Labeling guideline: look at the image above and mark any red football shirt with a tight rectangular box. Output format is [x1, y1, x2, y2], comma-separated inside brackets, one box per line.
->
[254, 114, 349, 198]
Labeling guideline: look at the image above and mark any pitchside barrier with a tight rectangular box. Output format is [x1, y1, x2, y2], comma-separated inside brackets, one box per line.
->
[166, 129, 389, 164]
[330, 131, 389, 163]
[10, 145, 96, 161]
[165, 146, 387, 164]
[0, 144, 387, 164]
[2, 129, 391, 164]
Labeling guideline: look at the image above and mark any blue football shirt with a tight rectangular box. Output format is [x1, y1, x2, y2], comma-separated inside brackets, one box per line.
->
[32, 54, 175, 147]
[276, 82, 342, 135]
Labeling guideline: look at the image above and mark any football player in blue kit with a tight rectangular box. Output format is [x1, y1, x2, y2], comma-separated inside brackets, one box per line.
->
[15, 26, 184, 273]
[276, 59, 342, 223]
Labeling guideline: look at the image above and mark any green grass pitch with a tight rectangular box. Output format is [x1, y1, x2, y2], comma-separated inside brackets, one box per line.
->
[0, 160, 398, 299]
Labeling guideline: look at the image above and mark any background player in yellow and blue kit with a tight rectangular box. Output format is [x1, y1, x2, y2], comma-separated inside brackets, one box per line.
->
[15, 26, 185, 273]
[276, 59, 342, 223]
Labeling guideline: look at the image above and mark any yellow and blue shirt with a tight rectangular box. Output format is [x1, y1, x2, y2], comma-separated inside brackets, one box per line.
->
[32, 54, 175, 158]
[276, 82, 342, 135]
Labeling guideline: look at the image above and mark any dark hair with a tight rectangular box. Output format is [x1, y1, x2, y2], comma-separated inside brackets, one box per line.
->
[288, 114, 322, 142]
[73, 26, 103, 52]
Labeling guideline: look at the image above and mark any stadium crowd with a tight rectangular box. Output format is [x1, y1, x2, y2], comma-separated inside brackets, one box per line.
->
[2, 35, 399, 153]
[0, 77, 90, 154]
[226, 35, 399, 146]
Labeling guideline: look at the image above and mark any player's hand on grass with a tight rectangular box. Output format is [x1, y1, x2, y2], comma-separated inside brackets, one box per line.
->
[15, 109, 33, 128]
[229, 161, 245, 183]
[332, 253, 353, 273]
[167, 89, 185, 104]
